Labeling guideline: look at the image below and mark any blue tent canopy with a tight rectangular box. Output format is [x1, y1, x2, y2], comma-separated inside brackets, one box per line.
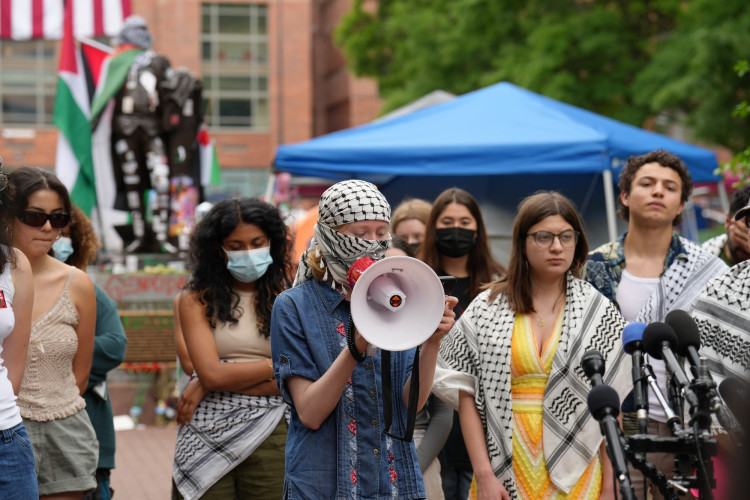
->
[275, 82, 718, 181]
[274, 82, 719, 242]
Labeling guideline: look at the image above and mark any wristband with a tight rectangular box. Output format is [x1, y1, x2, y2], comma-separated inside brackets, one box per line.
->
[346, 316, 366, 362]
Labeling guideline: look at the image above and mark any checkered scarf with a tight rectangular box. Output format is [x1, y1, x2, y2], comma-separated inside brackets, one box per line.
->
[635, 237, 728, 325]
[172, 391, 287, 500]
[433, 274, 631, 496]
[294, 180, 391, 291]
[692, 260, 750, 381]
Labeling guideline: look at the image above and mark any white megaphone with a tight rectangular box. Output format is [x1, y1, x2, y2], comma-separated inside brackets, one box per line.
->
[349, 256, 445, 351]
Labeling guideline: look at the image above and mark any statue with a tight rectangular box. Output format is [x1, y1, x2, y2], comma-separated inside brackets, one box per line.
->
[91, 15, 204, 254]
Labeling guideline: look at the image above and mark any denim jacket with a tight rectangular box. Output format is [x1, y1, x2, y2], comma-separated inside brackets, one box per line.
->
[271, 278, 425, 499]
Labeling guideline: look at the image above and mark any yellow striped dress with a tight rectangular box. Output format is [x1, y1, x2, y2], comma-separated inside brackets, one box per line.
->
[510, 311, 602, 500]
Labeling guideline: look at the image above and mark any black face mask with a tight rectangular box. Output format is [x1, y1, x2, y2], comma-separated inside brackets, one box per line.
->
[408, 242, 421, 256]
[435, 227, 477, 258]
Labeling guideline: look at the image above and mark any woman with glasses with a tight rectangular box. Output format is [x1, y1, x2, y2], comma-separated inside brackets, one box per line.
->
[9, 167, 98, 499]
[434, 192, 631, 500]
[0, 160, 38, 499]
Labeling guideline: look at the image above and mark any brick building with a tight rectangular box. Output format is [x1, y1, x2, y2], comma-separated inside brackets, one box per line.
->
[0, 0, 380, 197]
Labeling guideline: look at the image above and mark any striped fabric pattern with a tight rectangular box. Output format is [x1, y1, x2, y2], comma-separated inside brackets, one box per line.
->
[0, 0, 130, 40]
[511, 313, 602, 500]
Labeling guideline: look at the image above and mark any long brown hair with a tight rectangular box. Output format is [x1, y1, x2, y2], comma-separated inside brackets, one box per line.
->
[420, 187, 505, 300]
[487, 191, 588, 313]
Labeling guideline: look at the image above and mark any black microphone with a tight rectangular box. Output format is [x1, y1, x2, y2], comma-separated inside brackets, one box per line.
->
[581, 350, 605, 387]
[623, 321, 649, 434]
[666, 309, 737, 433]
[587, 384, 636, 500]
[642, 322, 699, 409]
[665, 310, 704, 377]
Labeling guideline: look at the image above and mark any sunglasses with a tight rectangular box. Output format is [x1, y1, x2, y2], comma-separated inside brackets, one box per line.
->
[17, 211, 71, 229]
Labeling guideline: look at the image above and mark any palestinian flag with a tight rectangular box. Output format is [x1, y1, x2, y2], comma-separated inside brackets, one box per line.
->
[196, 124, 221, 187]
[54, 0, 102, 214]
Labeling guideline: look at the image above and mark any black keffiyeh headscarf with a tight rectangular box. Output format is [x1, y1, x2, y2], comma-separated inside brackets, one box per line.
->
[294, 180, 391, 293]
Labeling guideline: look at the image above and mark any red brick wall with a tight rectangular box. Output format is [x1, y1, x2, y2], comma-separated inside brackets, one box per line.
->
[314, 0, 381, 135]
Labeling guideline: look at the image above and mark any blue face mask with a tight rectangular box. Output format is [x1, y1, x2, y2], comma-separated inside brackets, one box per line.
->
[52, 236, 74, 263]
[223, 246, 273, 283]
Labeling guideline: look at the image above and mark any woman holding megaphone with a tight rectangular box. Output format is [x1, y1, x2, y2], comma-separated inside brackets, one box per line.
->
[271, 180, 458, 499]
[434, 192, 631, 500]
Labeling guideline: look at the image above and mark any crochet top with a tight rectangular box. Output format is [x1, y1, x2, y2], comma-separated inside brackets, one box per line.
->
[17, 269, 85, 421]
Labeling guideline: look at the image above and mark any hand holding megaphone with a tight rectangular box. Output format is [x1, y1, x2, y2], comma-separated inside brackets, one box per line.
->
[348, 256, 456, 351]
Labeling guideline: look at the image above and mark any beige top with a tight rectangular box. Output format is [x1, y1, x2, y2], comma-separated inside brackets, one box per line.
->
[18, 269, 85, 421]
[214, 291, 270, 362]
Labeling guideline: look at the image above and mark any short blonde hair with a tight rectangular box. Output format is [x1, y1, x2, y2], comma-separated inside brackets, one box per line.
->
[391, 198, 432, 234]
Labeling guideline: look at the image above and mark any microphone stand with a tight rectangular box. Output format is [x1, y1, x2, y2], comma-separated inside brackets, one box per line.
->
[643, 364, 683, 436]
[627, 359, 720, 500]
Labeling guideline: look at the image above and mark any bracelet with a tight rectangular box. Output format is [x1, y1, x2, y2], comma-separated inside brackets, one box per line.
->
[266, 358, 275, 382]
[346, 316, 367, 362]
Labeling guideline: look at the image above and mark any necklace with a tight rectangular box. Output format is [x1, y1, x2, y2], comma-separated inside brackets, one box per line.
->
[533, 291, 565, 329]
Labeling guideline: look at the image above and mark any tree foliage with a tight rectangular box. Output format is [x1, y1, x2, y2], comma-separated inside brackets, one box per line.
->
[336, 0, 750, 149]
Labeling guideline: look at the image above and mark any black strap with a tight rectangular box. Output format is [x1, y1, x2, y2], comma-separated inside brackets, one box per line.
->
[382, 348, 420, 442]
[346, 316, 367, 362]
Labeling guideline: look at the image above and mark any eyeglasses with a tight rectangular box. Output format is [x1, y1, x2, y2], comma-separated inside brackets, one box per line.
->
[17, 211, 71, 229]
[526, 230, 579, 248]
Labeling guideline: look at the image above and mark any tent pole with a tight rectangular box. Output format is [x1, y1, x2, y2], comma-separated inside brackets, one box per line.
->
[264, 172, 276, 204]
[717, 180, 729, 212]
[603, 169, 618, 242]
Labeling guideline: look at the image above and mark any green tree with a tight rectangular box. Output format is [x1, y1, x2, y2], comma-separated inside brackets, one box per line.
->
[718, 60, 750, 184]
[336, 0, 750, 149]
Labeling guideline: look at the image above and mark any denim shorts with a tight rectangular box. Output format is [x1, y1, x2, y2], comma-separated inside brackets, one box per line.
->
[23, 410, 99, 495]
[0, 422, 39, 499]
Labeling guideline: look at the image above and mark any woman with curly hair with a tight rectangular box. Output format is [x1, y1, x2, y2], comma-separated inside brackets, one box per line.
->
[172, 197, 293, 500]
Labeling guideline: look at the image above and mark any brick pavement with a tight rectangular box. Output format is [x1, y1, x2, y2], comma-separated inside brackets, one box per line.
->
[111, 426, 177, 499]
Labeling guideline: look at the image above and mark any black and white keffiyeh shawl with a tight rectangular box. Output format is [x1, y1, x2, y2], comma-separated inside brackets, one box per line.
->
[634, 237, 728, 325]
[293, 180, 391, 291]
[692, 260, 750, 381]
[433, 274, 631, 497]
[172, 392, 287, 500]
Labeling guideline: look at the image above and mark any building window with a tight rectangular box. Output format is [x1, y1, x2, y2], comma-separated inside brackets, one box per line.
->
[201, 3, 269, 130]
[0, 40, 57, 126]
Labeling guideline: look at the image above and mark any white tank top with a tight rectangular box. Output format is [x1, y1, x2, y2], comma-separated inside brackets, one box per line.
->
[617, 269, 669, 423]
[0, 256, 20, 430]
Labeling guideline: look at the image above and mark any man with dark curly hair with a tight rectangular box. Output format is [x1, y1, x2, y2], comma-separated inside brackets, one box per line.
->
[583, 149, 727, 499]
[701, 184, 750, 266]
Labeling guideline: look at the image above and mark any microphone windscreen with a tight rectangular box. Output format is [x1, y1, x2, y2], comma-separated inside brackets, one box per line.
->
[587, 384, 620, 420]
[665, 309, 701, 355]
[641, 322, 678, 359]
[581, 350, 605, 379]
[622, 321, 647, 354]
